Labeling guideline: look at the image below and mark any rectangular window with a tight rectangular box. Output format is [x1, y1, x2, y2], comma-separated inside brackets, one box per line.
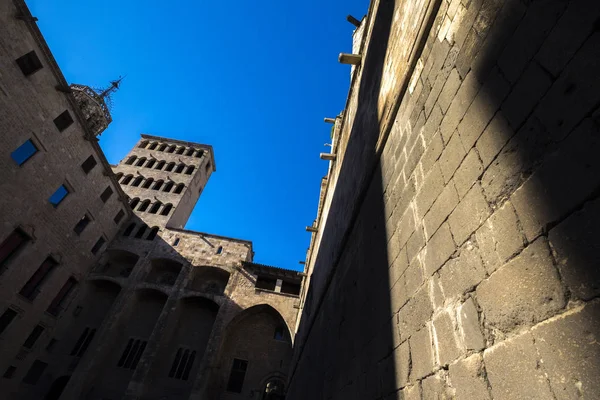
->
[22, 360, 47, 385]
[73, 215, 91, 235]
[226, 358, 248, 393]
[81, 155, 97, 174]
[46, 277, 77, 316]
[70, 327, 96, 357]
[16, 51, 43, 76]
[100, 187, 113, 203]
[168, 347, 196, 380]
[0, 229, 29, 271]
[49, 185, 69, 207]
[113, 210, 125, 224]
[23, 325, 45, 349]
[255, 276, 277, 291]
[19, 257, 57, 300]
[3, 366, 16, 379]
[281, 281, 301, 295]
[0, 308, 18, 336]
[11, 139, 39, 166]
[53, 110, 74, 132]
[117, 338, 147, 370]
[91, 237, 106, 255]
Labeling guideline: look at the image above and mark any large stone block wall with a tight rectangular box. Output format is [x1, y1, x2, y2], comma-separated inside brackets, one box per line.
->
[289, 0, 600, 398]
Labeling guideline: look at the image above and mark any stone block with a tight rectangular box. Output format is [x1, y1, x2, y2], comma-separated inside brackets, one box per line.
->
[452, 149, 483, 199]
[404, 139, 425, 181]
[438, 69, 462, 114]
[439, 132, 467, 183]
[430, 274, 445, 311]
[391, 274, 408, 314]
[475, 112, 512, 168]
[406, 225, 425, 263]
[475, 200, 524, 274]
[394, 340, 411, 389]
[455, 28, 483, 79]
[511, 119, 600, 242]
[439, 71, 481, 142]
[549, 197, 600, 300]
[501, 62, 552, 130]
[402, 383, 421, 400]
[422, 105, 444, 144]
[484, 333, 554, 400]
[422, 222, 456, 277]
[457, 297, 484, 351]
[398, 285, 433, 340]
[404, 260, 424, 300]
[422, 372, 451, 399]
[438, 241, 486, 300]
[415, 164, 445, 219]
[532, 301, 600, 398]
[433, 310, 461, 366]
[457, 68, 510, 150]
[424, 182, 459, 239]
[453, 0, 484, 48]
[448, 183, 490, 245]
[420, 131, 444, 177]
[409, 325, 434, 380]
[476, 238, 565, 333]
[448, 353, 491, 399]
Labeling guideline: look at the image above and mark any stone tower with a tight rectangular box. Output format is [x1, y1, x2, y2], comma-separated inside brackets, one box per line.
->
[70, 78, 122, 136]
[112, 135, 215, 230]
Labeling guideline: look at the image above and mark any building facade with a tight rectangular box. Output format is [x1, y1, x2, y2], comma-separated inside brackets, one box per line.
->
[0, 1, 303, 399]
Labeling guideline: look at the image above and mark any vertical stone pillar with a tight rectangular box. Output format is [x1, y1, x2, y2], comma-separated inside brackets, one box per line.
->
[275, 279, 283, 293]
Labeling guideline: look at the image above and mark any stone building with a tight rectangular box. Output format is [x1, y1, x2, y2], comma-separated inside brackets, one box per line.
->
[0, 1, 302, 399]
[289, 0, 600, 399]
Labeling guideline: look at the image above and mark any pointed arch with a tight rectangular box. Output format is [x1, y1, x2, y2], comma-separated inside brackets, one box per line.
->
[224, 304, 292, 342]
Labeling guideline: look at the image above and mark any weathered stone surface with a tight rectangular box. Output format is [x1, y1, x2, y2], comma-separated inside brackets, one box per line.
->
[532, 302, 600, 399]
[448, 353, 491, 399]
[422, 223, 456, 277]
[422, 372, 451, 399]
[458, 297, 484, 351]
[402, 383, 421, 400]
[477, 238, 565, 333]
[484, 333, 554, 400]
[409, 325, 434, 380]
[420, 130, 444, 176]
[394, 340, 411, 389]
[448, 184, 491, 245]
[475, 112, 513, 168]
[433, 310, 461, 366]
[438, 69, 462, 113]
[424, 182, 459, 238]
[439, 71, 481, 142]
[439, 132, 467, 183]
[415, 164, 445, 219]
[439, 241, 486, 300]
[398, 285, 433, 339]
[452, 149, 483, 199]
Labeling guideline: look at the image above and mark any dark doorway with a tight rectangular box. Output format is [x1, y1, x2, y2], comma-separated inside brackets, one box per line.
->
[262, 379, 285, 400]
[44, 375, 70, 400]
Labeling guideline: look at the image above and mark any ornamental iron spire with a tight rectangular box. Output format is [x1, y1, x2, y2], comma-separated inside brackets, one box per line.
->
[70, 76, 124, 137]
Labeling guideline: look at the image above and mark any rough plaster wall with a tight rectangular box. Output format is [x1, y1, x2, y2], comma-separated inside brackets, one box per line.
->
[289, 0, 600, 398]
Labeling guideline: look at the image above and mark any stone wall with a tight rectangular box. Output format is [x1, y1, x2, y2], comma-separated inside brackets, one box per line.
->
[289, 0, 600, 398]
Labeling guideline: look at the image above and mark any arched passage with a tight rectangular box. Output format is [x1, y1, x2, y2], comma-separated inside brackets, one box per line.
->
[187, 266, 230, 294]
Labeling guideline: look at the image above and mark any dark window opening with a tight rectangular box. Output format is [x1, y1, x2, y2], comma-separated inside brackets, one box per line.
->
[114, 210, 125, 224]
[163, 181, 174, 192]
[131, 176, 143, 187]
[46, 277, 77, 316]
[121, 175, 133, 185]
[148, 142, 158, 150]
[155, 160, 165, 170]
[115, 173, 124, 181]
[22, 360, 47, 385]
[70, 327, 96, 357]
[185, 165, 195, 175]
[20, 257, 57, 300]
[152, 180, 164, 191]
[49, 185, 69, 207]
[117, 338, 147, 370]
[3, 366, 16, 379]
[0, 229, 30, 271]
[158, 144, 167, 151]
[91, 237, 106, 255]
[168, 348, 196, 380]
[135, 158, 146, 167]
[148, 202, 161, 214]
[165, 163, 175, 172]
[23, 325, 45, 349]
[173, 238, 180, 246]
[161, 204, 173, 216]
[255, 276, 276, 291]
[226, 358, 248, 393]
[0, 308, 18, 336]
[134, 225, 148, 239]
[186, 148, 195, 156]
[100, 187, 113, 203]
[174, 184, 185, 194]
[125, 156, 136, 165]
[146, 227, 159, 241]
[142, 178, 154, 189]
[281, 281, 302, 295]
[139, 141, 149, 149]
[16, 51, 43, 76]
[138, 200, 150, 212]
[81, 155, 97, 174]
[11, 139, 39, 166]
[130, 198, 140, 209]
[216, 246, 223, 255]
[73, 215, 91, 235]
[123, 223, 136, 237]
[146, 159, 155, 169]
[195, 150, 204, 158]
[167, 145, 176, 153]
[176, 147, 185, 155]
[175, 164, 185, 173]
[53, 110, 74, 132]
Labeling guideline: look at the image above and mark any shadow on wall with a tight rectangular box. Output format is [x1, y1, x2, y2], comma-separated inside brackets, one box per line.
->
[289, 0, 600, 398]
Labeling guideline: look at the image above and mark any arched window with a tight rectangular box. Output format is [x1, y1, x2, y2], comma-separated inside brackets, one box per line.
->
[135, 157, 147, 167]
[165, 163, 175, 172]
[138, 140, 149, 149]
[114, 172, 124, 181]
[174, 184, 185, 194]
[195, 150, 204, 158]
[146, 159, 155, 169]
[163, 181, 174, 192]
[138, 200, 150, 212]
[134, 224, 148, 239]
[146, 227, 159, 241]
[186, 148, 195, 156]
[149, 202, 162, 214]
[185, 165, 195, 175]
[153, 180, 164, 191]
[123, 223, 136, 236]
[161, 204, 173, 216]
[167, 145, 176, 153]
[132, 176, 143, 187]
[175, 164, 185, 173]
[142, 178, 154, 189]
[176, 147, 185, 155]
[155, 160, 165, 170]
[216, 246, 223, 255]
[148, 142, 158, 150]
[121, 175, 133, 185]
[129, 198, 140, 209]
[173, 238, 180, 246]
[158, 144, 167, 151]
[125, 156, 136, 165]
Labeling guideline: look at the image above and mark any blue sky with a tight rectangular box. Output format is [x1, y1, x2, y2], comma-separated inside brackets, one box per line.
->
[28, 0, 367, 271]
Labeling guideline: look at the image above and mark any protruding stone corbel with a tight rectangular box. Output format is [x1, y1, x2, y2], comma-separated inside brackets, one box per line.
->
[324, 117, 336, 124]
[320, 153, 337, 161]
[346, 15, 361, 27]
[338, 53, 362, 65]
[306, 226, 318, 233]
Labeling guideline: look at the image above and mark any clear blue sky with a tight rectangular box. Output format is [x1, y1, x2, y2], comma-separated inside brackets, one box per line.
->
[28, 0, 367, 271]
